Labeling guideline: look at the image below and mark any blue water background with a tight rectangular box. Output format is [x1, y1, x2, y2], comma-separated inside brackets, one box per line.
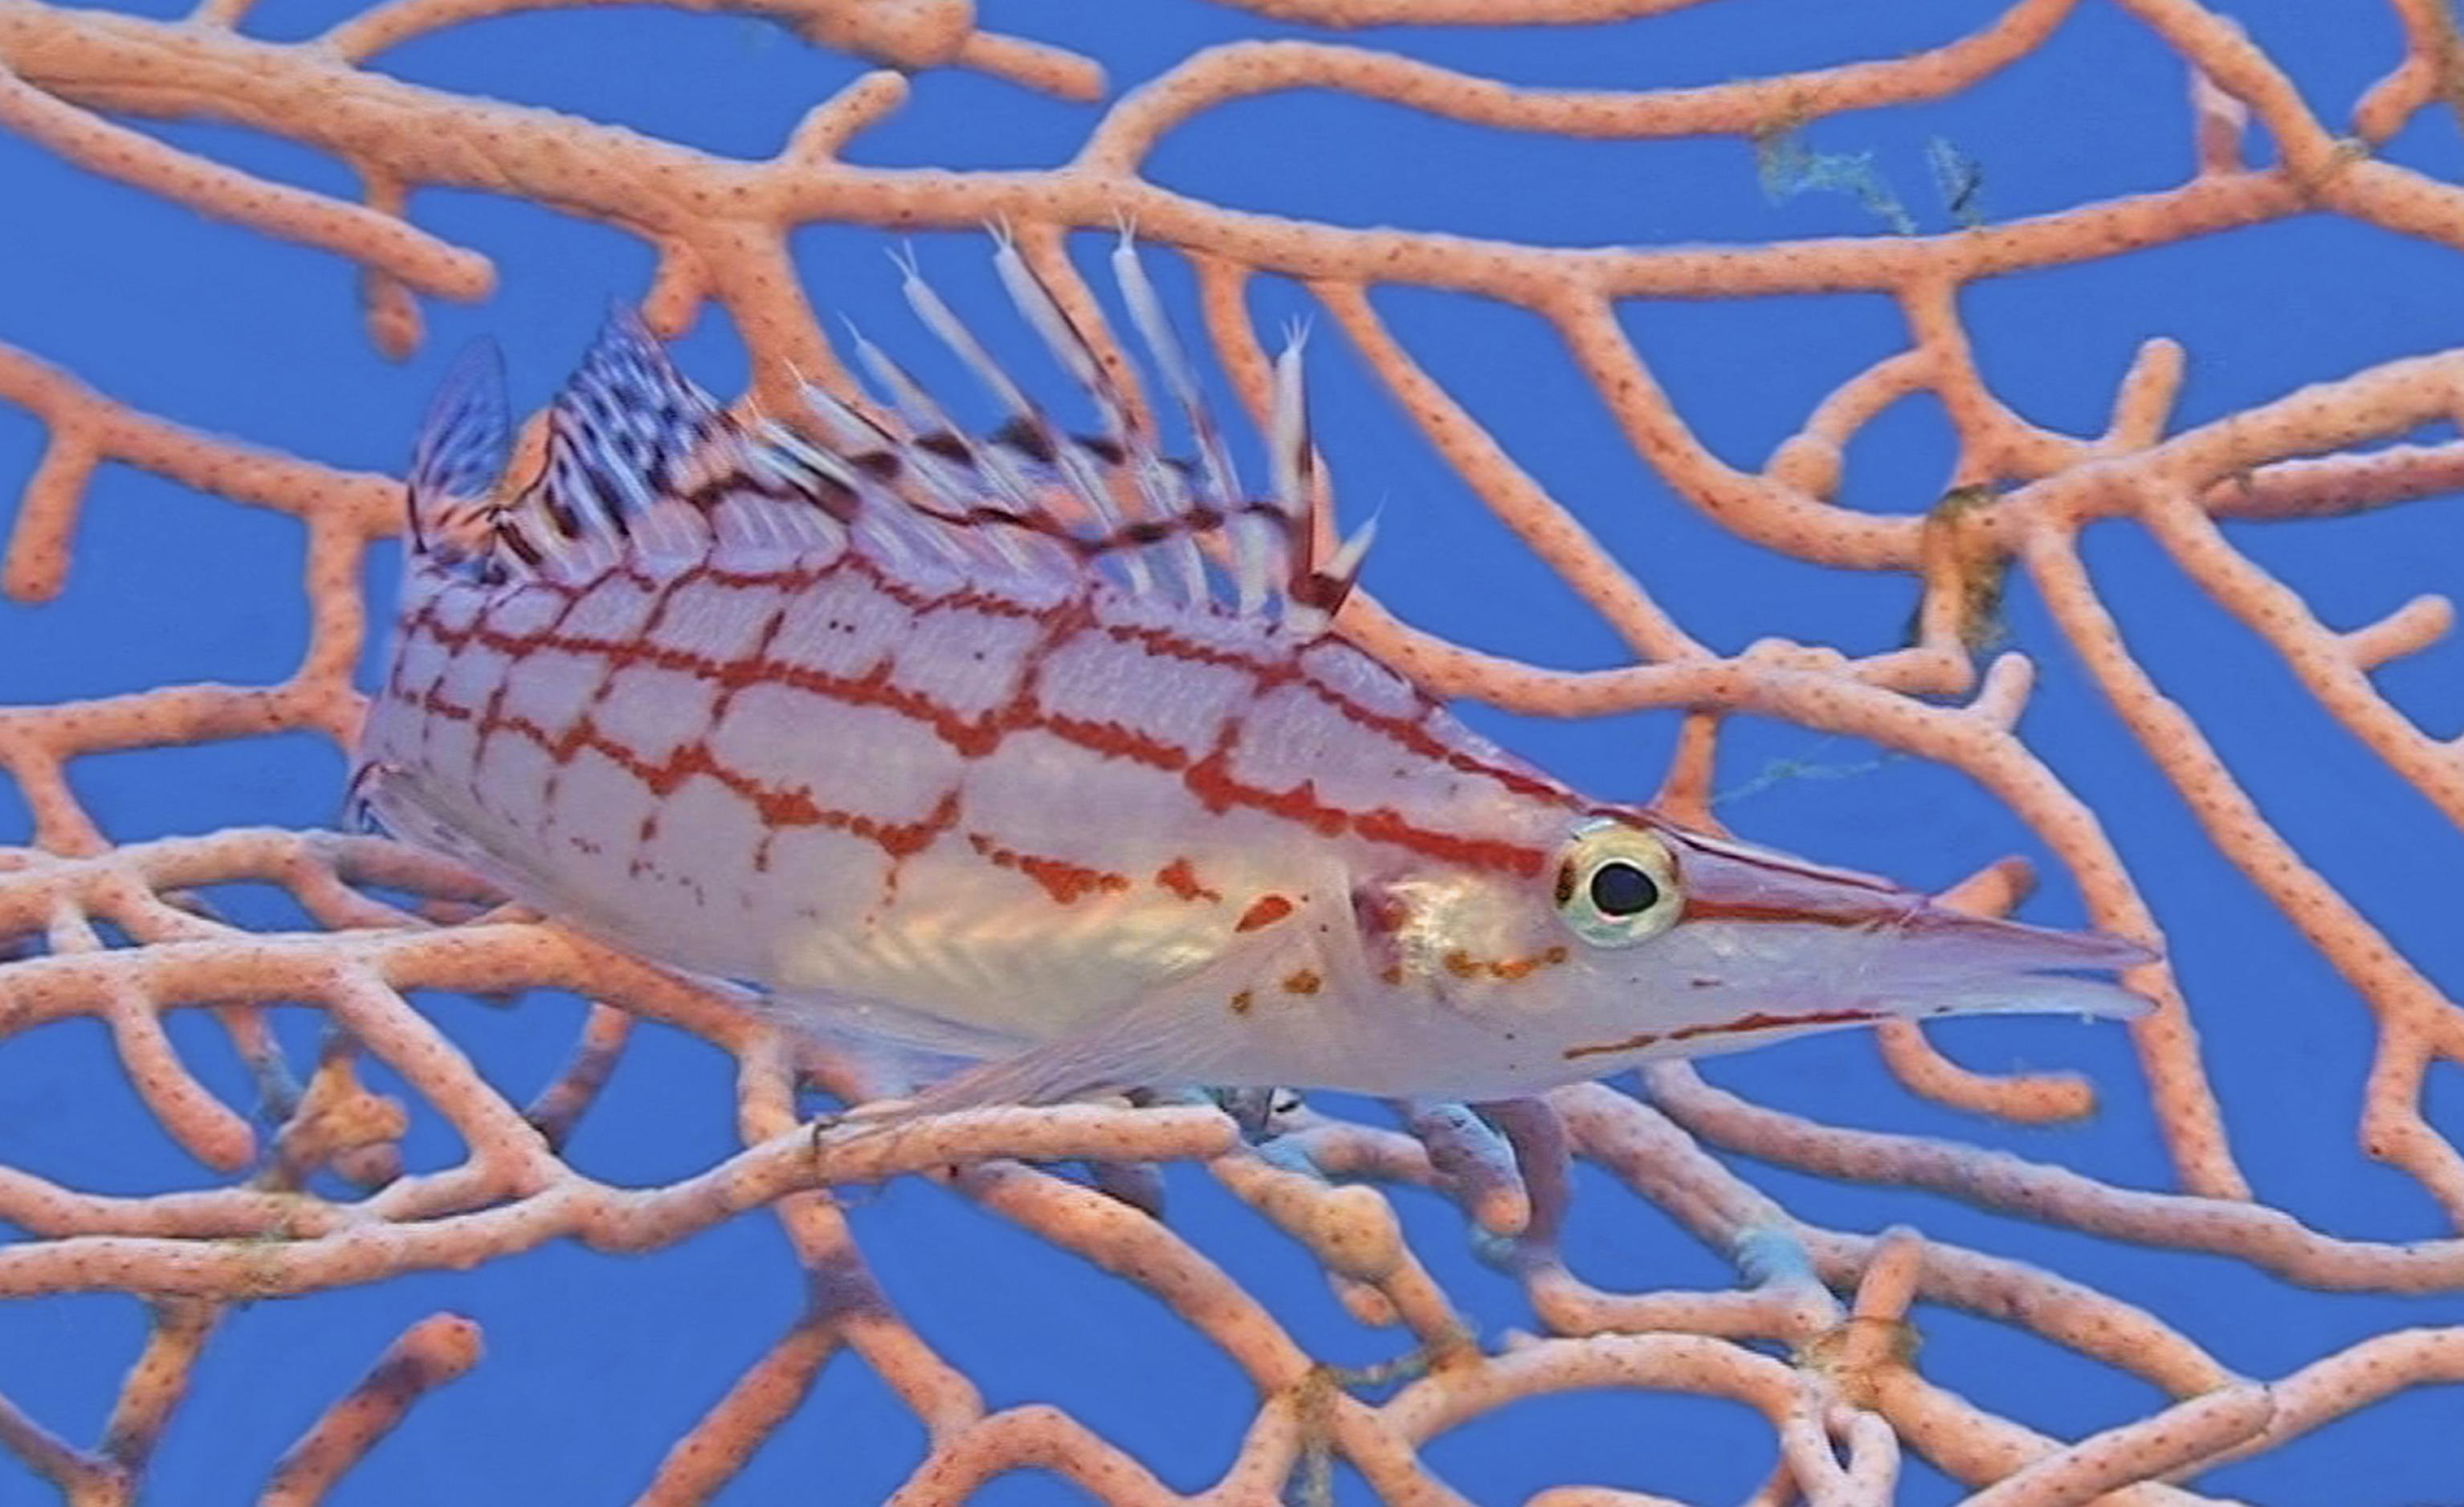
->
[4, 0, 2463, 1501]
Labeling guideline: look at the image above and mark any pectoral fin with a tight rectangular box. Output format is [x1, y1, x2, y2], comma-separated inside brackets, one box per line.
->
[840, 932, 1316, 1126]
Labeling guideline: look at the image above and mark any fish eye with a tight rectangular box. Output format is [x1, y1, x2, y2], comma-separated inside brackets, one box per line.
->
[1553, 819, 1682, 948]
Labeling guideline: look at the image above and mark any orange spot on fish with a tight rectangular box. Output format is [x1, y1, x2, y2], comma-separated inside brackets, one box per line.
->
[1157, 857, 1218, 903]
[1230, 989, 1254, 1015]
[967, 833, 1130, 905]
[1281, 968, 1322, 997]
[1021, 856, 1128, 905]
[1562, 1029, 1658, 1060]
[1442, 945, 1572, 982]
[1236, 894, 1295, 933]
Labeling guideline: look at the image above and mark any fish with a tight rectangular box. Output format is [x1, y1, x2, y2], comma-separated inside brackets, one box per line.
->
[351, 232, 2152, 1116]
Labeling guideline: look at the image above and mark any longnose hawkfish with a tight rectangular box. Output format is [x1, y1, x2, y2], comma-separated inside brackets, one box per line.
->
[353, 235, 2150, 1118]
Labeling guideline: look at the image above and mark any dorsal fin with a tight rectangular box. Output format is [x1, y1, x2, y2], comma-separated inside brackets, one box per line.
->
[404, 340, 511, 570]
[497, 308, 741, 569]
[844, 231, 1373, 629]
[440, 310, 855, 576]
[402, 243, 1377, 627]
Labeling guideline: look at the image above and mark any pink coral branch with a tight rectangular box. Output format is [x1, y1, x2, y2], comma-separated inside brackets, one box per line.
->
[320, 0, 1101, 104]
[0, 1390, 118, 1502]
[1643, 1065, 2464, 1289]
[94, 1299, 218, 1481]
[0, 341, 397, 602]
[1955, 1385, 2273, 1507]
[1314, 280, 1707, 663]
[6, 0, 2464, 1497]
[259, 1313, 482, 1507]
[0, 1102, 1238, 1299]
[1080, 0, 2080, 169]
[637, 1311, 838, 1505]
[0, 63, 489, 300]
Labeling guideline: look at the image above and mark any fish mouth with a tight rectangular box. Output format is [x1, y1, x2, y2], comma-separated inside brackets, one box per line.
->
[1654, 821, 2157, 974]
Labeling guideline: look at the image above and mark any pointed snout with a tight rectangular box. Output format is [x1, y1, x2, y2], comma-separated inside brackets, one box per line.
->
[1661, 824, 2156, 974]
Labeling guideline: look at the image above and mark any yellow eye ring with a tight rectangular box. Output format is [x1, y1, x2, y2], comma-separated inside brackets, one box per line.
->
[1553, 819, 1682, 949]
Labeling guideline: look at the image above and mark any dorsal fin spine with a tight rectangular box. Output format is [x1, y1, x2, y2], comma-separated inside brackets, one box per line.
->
[1111, 231, 1245, 525]
[1270, 329, 1316, 575]
[886, 257, 1065, 552]
[990, 226, 1102, 398]
[1146, 459, 1212, 604]
[894, 243, 1036, 419]
[889, 256, 1112, 572]
[843, 324, 1040, 574]
[983, 231, 1157, 596]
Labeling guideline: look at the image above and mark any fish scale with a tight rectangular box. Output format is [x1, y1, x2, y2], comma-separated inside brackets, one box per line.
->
[355, 239, 2152, 1111]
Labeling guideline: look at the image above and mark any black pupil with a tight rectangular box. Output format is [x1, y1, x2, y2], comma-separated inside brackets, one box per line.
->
[1589, 860, 1659, 918]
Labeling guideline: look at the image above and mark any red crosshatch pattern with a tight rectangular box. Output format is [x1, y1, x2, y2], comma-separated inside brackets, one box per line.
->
[379, 546, 1579, 914]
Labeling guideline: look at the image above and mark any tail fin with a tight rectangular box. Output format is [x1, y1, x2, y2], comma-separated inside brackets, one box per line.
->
[405, 341, 512, 568]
